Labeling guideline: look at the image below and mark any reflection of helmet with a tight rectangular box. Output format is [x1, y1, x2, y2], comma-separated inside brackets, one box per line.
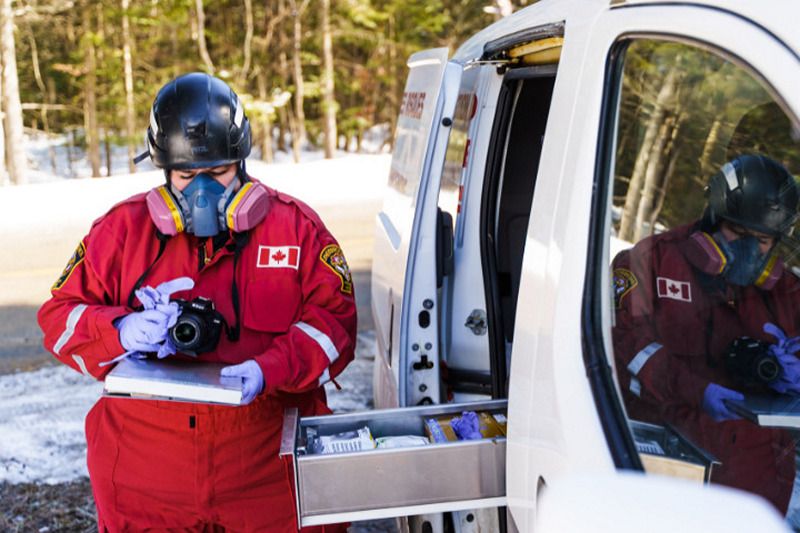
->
[145, 72, 251, 170]
[705, 154, 799, 237]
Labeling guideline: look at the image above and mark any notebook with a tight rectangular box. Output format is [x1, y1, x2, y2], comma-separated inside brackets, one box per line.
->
[103, 357, 244, 405]
[725, 394, 800, 429]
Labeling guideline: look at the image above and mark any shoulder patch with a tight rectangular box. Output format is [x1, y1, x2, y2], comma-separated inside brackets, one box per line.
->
[52, 241, 86, 290]
[320, 244, 353, 294]
[613, 268, 638, 309]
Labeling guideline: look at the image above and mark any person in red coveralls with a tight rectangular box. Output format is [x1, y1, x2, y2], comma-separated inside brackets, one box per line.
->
[613, 154, 800, 514]
[38, 72, 356, 532]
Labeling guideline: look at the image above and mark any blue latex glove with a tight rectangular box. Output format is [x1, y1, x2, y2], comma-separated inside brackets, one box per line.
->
[451, 411, 482, 440]
[117, 309, 175, 354]
[128, 277, 194, 358]
[764, 322, 800, 395]
[220, 360, 264, 405]
[702, 383, 744, 422]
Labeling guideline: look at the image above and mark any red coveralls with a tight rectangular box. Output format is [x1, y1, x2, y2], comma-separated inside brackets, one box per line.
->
[612, 223, 797, 513]
[38, 179, 356, 531]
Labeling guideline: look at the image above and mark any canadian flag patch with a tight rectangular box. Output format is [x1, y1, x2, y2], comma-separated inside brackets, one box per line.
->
[656, 276, 692, 302]
[257, 246, 300, 269]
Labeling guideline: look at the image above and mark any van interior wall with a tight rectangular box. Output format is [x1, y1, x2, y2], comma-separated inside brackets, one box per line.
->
[496, 75, 555, 343]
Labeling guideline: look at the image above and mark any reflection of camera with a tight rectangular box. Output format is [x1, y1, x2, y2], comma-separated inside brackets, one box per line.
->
[725, 337, 782, 387]
[168, 297, 224, 356]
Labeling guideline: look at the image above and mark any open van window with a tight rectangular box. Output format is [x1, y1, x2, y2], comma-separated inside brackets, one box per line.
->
[598, 37, 800, 517]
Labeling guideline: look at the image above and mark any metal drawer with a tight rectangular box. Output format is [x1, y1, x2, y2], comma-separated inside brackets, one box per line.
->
[280, 399, 507, 527]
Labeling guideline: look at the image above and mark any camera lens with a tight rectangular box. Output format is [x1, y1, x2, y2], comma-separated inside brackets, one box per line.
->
[170, 316, 201, 350]
[756, 356, 781, 383]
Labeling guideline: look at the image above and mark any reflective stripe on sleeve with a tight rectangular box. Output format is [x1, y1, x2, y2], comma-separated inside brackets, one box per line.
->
[630, 377, 642, 397]
[627, 342, 662, 376]
[71, 354, 92, 377]
[54, 304, 88, 356]
[318, 367, 331, 387]
[295, 321, 340, 363]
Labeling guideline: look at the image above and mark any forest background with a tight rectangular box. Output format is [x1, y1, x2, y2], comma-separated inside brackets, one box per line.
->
[0, 0, 534, 185]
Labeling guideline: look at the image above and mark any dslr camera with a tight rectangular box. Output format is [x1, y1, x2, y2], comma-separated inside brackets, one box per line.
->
[168, 297, 224, 356]
[724, 337, 782, 388]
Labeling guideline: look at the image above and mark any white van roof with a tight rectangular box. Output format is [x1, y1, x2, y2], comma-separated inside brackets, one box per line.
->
[452, 0, 800, 65]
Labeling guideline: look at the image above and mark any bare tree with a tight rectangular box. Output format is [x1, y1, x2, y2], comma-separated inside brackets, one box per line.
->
[1, 0, 26, 184]
[194, 0, 215, 74]
[619, 68, 678, 241]
[82, 6, 101, 177]
[27, 30, 56, 173]
[122, 0, 137, 173]
[289, 0, 308, 150]
[321, 0, 336, 158]
[236, 0, 254, 86]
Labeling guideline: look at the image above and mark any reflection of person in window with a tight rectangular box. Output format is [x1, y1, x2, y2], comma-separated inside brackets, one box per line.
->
[612, 154, 800, 513]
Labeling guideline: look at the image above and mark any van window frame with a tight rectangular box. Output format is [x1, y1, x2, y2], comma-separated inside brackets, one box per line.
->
[583, 31, 800, 470]
[480, 64, 558, 399]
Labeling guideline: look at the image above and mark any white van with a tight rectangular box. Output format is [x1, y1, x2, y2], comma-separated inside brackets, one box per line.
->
[281, 1, 800, 531]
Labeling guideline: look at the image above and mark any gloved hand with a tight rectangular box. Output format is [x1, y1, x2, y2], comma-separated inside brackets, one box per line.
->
[117, 309, 175, 354]
[221, 360, 264, 405]
[764, 322, 800, 395]
[702, 383, 744, 422]
[131, 276, 194, 358]
[451, 411, 482, 440]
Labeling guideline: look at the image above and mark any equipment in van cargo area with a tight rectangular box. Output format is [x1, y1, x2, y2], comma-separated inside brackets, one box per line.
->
[630, 421, 719, 484]
[425, 411, 508, 443]
[306, 426, 376, 455]
[280, 400, 507, 527]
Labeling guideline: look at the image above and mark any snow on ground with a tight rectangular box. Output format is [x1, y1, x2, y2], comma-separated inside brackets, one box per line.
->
[0, 330, 376, 484]
[2, 153, 390, 237]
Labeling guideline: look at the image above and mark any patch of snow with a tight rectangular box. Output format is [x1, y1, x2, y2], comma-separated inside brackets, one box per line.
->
[0, 332, 376, 484]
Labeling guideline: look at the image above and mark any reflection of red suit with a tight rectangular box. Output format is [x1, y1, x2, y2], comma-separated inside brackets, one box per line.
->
[38, 180, 355, 531]
[613, 223, 796, 513]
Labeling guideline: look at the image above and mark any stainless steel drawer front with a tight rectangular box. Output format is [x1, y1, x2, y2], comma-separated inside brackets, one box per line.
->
[282, 399, 508, 526]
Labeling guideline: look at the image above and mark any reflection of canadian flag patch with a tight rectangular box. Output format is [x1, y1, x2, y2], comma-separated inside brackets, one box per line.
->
[257, 246, 300, 269]
[656, 277, 692, 302]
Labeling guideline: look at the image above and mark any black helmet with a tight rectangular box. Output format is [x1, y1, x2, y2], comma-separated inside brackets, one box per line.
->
[145, 72, 251, 170]
[705, 154, 800, 237]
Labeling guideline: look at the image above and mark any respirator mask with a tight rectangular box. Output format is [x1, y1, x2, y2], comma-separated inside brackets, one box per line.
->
[682, 230, 782, 289]
[144, 167, 269, 237]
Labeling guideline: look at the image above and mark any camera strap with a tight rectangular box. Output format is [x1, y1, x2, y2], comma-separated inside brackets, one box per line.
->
[126, 230, 170, 309]
[225, 231, 250, 342]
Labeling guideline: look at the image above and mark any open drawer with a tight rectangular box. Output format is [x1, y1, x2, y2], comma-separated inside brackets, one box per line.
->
[280, 399, 508, 527]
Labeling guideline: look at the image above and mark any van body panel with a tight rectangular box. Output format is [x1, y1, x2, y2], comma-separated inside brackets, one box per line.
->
[358, 1, 800, 531]
[506, 3, 800, 530]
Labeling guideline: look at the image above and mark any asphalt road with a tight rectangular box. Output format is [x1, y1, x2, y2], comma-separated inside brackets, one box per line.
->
[0, 198, 381, 375]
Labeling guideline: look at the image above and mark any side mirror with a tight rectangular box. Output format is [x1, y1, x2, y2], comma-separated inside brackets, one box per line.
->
[534, 471, 789, 533]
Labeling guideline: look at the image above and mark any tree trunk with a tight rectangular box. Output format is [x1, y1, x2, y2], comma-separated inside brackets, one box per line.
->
[194, 0, 215, 74]
[104, 128, 112, 177]
[0, 54, 6, 186]
[698, 117, 722, 181]
[387, 14, 397, 151]
[237, 0, 254, 86]
[321, 0, 336, 158]
[289, 0, 306, 151]
[618, 68, 677, 242]
[122, 0, 137, 173]
[1, 0, 26, 184]
[257, 70, 274, 163]
[634, 115, 675, 241]
[82, 7, 101, 177]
